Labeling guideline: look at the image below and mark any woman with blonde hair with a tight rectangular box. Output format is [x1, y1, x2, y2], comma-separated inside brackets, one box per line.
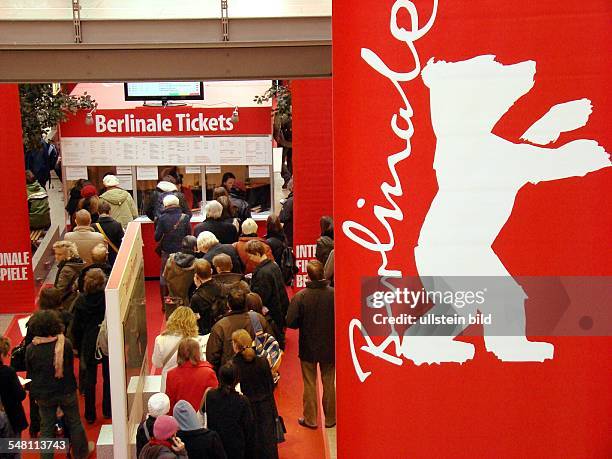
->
[232, 329, 280, 459]
[152, 306, 208, 390]
[52, 240, 85, 311]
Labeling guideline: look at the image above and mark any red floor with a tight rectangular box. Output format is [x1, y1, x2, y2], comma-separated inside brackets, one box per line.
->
[5, 280, 327, 458]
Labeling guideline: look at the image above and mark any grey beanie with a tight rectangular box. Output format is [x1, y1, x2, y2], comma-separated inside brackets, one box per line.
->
[173, 400, 202, 432]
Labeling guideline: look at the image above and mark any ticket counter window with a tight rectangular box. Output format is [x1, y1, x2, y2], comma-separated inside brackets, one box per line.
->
[205, 165, 271, 212]
[135, 166, 202, 216]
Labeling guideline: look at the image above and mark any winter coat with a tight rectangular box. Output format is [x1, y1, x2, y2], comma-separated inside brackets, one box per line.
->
[324, 249, 334, 286]
[154, 207, 192, 255]
[250, 260, 290, 332]
[25, 142, 51, 188]
[54, 257, 86, 311]
[138, 442, 187, 459]
[194, 219, 238, 245]
[0, 363, 28, 433]
[26, 338, 77, 400]
[203, 244, 243, 274]
[145, 182, 192, 222]
[278, 193, 293, 246]
[315, 235, 334, 265]
[212, 273, 250, 298]
[136, 416, 156, 458]
[77, 262, 112, 293]
[93, 215, 124, 265]
[286, 279, 335, 363]
[233, 236, 273, 275]
[232, 354, 279, 459]
[229, 191, 252, 225]
[152, 334, 208, 391]
[64, 226, 107, 265]
[205, 388, 255, 459]
[190, 280, 226, 336]
[26, 181, 51, 230]
[165, 361, 219, 412]
[206, 311, 272, 371]
[164, 251, 197, 305]
[71, 290, 106, 367]
[99, 187, 138, 229]
[265, 233, 287, 267]
[178, 428, 227, 459]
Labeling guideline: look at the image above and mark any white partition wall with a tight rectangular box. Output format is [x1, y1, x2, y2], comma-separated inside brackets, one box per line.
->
[104, 222, 147, 459]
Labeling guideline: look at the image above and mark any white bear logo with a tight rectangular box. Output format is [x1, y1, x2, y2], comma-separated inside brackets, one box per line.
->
[405, 55, 610, 364]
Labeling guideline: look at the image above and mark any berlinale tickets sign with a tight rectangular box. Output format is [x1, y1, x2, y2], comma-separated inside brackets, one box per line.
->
[333, 1, 611, 457]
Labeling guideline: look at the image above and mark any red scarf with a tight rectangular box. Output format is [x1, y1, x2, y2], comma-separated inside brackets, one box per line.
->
[149, 438, 174, 449]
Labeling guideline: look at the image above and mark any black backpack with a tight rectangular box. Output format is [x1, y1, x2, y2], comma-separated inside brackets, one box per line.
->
[280, 246, 298, 286]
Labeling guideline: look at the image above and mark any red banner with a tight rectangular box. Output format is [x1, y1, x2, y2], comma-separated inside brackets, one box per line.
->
[292, 79, 334, 288]
[61, 106, 272, 137]
[0, 85, 36, 313]
[333, 1, 611, 457]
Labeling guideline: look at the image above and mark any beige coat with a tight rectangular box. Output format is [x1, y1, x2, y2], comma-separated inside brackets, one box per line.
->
[64, 226, 107, 264]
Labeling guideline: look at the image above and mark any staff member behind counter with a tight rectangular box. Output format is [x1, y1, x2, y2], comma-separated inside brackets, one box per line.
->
[222, 172, 252, 224]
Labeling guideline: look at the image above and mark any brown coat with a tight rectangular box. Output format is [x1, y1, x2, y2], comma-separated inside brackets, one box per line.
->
[233, 236, 273, 274]
[64, 226, 107, 265]
[162, 251, 197, 305]
[54, 258, 86, 312]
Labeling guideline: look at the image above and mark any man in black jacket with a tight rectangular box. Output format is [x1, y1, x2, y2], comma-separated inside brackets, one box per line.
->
[286, 260, 335, 429]
[197, 231, 243, 274]
[246, 239, 289, 348]
[93, 200, 124, 266]
[145, 176, 192, 222]
[190, 259, 226, 335]
[279, 179, 294, 246]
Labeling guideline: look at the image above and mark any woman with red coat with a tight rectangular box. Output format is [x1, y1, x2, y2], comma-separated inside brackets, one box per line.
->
[165, 338, 219, 413]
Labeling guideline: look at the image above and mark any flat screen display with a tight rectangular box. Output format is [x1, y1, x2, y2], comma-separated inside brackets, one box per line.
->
[124, 81, 204, 101]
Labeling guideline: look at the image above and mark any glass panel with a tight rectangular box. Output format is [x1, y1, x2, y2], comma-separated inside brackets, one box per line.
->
[136, 166, 200, 217]
[205, 165, 271, 213]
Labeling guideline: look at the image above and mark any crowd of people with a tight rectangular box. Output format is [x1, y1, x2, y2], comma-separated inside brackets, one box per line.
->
[2, 165, 336, 459]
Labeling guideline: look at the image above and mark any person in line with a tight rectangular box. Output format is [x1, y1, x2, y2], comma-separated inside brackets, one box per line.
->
[228, 181, 251, 225]
[152, 307, 207, 391]
[53, 240, 86, 311]
[26, 170, 51, 231]
[138, 415, 187, 459]
[286, 260, 336, 429]
[99, 174, 138, 229]
[278, 179, 293, 246]
[212, 254, 249, 297]
[93, 200, 124, 266]
[205, 363, 255, 459]
[145, 176, 192, 222]
[77, 243, 112, 292]
[137, 393, 171, 458]
[232, 329, 280, 459]
[193, 200, 238, 244]
[65, 210, 107, 265]
[66, 179, 89, 228]
[155, 195, 192, 306]
[78, 184, 100, 224]
[206, 288, 272, 372]
[163, 236, 198, 310]
[0, 336, 28, 438]
[26, 310, 92, 459]
[165, 338, 218, 412]
[245, 292, 264, 315]
[190, 259, 226, 336]
[233, 219, 273, 274]
[216, 195, 239, 232]
[245, 240, 289, 348]
[264, 215, 287, 267]
[72, 268, 111, 424]
[197, 232, 243, 274]
[315, 216, 334, 265]
[174, 400, 227, 459]
[23, 286, 71, 438]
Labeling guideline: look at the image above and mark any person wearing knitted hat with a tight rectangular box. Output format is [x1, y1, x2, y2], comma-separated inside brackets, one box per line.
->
[138, 415, 187, 458]
[136, 393, 170, 457]
[78, 184, 100, 223]
[173, 400, 226, 459]
[99, 174, 138, 229]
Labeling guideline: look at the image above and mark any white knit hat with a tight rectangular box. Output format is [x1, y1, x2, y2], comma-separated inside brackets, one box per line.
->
[147, 393, 170, 418]
[163, 194, 180, 207]
[103, 175, 120, 187]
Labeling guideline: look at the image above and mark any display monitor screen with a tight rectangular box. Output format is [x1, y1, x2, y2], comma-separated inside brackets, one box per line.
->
[124, 81, 204, 101]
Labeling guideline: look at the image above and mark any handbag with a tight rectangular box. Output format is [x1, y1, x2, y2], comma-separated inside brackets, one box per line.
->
[197, 387, 211, 428]
[10, 338, 27, 372]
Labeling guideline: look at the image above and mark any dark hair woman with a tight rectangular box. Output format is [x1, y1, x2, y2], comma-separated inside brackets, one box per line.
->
[71, 268, 110, 424]
[232, 329, 280, 459]
[26, 310, 91, 457]
[205, 363, 256, 459]
[0, 336, 28, 438]
[265, 214, 287, 266]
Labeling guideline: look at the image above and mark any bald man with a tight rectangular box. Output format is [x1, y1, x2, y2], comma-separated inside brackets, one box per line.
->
[64, 209, 107, 264]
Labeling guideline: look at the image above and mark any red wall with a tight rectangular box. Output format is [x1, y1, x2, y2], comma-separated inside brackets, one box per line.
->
[292, 79, 333, 287]
[333, 1, 611, 457]
[0, 85, 36, 313]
